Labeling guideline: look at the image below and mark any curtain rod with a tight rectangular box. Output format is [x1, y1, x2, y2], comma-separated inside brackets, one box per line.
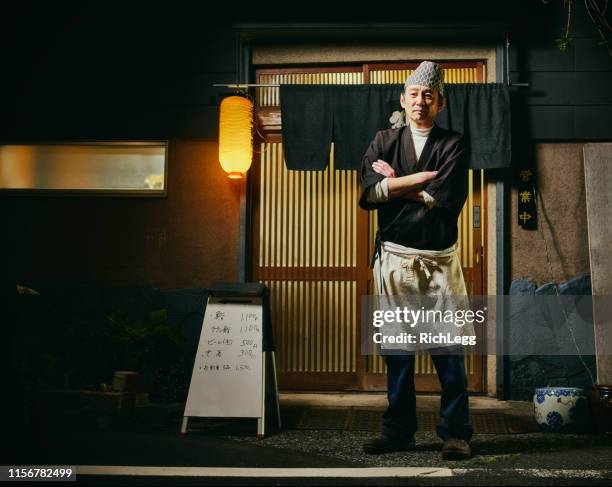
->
[213, 84, 280, 87]
[214, 83, 529, 88]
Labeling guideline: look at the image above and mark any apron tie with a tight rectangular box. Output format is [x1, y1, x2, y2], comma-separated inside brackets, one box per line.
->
[413, 255, 438, 280]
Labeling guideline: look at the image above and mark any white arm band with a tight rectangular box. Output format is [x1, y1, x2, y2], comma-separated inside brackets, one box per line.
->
[366, 178, 389, 203]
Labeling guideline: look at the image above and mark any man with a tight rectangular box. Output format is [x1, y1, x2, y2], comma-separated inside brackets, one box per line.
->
[359, 61, 473, 461]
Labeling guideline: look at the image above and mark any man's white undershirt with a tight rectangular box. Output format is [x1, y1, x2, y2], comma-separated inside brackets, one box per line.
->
[411, 125, 431, 160]
[366, 124, 438, 208]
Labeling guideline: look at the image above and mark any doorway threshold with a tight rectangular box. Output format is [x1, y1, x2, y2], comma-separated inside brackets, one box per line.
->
[279, 392, 532, 414]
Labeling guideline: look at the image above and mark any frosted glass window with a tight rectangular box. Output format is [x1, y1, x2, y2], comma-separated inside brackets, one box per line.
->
[0, 143, 167, 195]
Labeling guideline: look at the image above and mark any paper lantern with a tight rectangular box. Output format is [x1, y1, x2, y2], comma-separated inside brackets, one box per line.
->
[218, 96, 254, 179]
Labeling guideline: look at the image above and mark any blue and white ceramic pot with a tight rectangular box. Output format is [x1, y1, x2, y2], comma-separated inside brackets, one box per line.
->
[533, 387, 588, 432]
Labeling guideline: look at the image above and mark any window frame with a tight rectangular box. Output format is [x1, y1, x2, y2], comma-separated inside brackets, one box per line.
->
[0, 140, 169, 197]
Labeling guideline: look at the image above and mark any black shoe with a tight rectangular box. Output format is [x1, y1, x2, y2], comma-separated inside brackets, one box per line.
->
[363, 436, 416, 454]
[441, 438, 472, 460]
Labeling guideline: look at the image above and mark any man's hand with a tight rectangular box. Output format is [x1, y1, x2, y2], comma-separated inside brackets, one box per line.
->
[372, 160, 396, 178]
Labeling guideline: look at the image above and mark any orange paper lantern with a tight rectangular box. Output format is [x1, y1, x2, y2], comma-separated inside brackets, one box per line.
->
[218, 96, 254, 179]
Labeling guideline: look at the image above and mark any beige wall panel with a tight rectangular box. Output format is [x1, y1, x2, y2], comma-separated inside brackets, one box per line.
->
[584, 143, 612, 384]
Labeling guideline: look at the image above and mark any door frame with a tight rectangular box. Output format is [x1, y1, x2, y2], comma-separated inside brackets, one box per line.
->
[236, 25, 509, 397]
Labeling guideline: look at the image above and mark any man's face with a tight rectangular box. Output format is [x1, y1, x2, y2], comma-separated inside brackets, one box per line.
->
[400, 84, 445, 127]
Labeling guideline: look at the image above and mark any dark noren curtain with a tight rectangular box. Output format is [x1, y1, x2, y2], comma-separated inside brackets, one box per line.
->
[279, 83, 511, 170]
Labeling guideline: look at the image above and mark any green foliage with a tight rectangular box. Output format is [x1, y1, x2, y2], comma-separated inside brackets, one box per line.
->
[555, 0, 611, 56]
[556, 36, 573, 52]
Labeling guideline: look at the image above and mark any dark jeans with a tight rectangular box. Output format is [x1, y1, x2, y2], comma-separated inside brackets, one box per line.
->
[382, 349, 473, 442]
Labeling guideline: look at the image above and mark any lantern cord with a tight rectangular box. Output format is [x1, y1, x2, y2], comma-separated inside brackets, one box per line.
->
[249, 123, 265, 155]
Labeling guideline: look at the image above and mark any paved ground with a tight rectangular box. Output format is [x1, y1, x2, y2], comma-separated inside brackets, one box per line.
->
[8, 427, 612, 485]
[7, 395, 612, 485]
[278, 393, 534, 413]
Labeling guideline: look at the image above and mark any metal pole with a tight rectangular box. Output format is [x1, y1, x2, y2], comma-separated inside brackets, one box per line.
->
[213, 83, 280, 88]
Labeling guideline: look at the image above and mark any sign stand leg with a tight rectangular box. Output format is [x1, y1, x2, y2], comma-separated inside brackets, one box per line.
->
[180, 416, 189, 436]
[257, 417, 265, 439]
[257, 351, 266, 439]
[271, 351, 282, 429]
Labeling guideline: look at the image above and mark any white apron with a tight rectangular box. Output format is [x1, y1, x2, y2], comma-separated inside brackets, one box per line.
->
[373, 241, 475, 352]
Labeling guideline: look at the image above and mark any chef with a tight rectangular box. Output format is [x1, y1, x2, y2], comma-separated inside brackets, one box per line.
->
[360, 61, 474, 461]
